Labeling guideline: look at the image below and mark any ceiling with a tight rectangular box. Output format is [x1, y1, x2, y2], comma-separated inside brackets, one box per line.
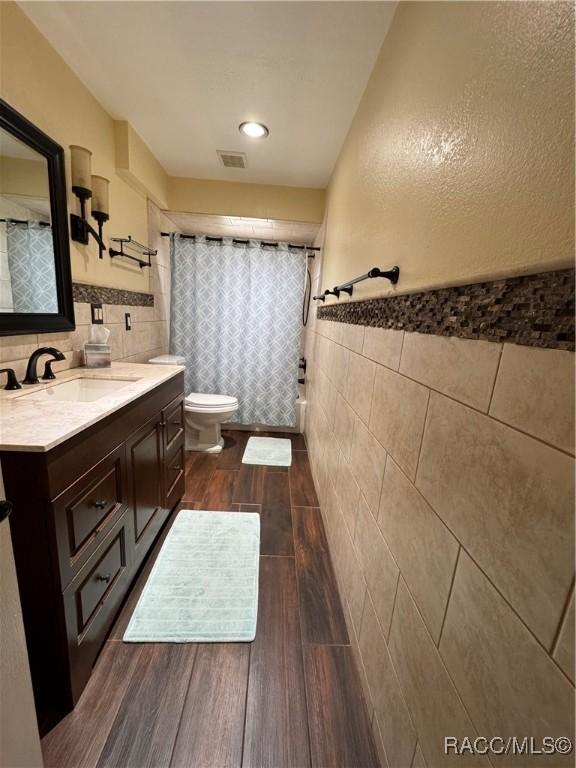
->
[20, 1, 396, 188]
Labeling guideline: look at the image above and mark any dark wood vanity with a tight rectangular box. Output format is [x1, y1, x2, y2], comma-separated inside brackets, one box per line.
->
[1, 372, 185, 734]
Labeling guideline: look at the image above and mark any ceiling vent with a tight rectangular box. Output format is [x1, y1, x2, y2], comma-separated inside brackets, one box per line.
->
[217, 150, 247, 169]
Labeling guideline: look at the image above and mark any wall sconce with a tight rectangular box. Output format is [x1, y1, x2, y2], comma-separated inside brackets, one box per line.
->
[69, 145, 107, 256]
[91, 175, 109, 260]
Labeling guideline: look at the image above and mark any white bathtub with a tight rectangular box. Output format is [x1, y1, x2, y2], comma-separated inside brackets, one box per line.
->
[225, 396, 306, 435]
[296, 396, 306, 433]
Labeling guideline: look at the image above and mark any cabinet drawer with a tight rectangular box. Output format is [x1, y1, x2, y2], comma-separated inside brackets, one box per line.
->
[165, 439, 185, 511]
[76, 533, 124, 633]
[54, 445, 126, 587]
[63, 512, 134, 703]
[162, 394, 184, 453]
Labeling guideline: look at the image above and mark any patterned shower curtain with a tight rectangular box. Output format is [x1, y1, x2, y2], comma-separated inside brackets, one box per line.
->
[6, 221, 58, 313]
[170, 235, 306, 427]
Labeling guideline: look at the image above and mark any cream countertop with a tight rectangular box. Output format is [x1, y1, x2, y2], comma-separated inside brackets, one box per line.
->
[0, 363, 184, 453]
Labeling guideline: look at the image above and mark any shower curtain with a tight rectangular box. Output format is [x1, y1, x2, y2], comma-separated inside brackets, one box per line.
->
[6, 221, 57, 313]
[170, 235, 306, 427]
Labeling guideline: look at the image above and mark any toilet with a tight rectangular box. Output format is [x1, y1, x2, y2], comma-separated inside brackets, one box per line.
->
[148, 355, 238, 453]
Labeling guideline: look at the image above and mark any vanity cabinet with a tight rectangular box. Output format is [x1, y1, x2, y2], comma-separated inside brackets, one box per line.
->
[1, 372, 185, 734]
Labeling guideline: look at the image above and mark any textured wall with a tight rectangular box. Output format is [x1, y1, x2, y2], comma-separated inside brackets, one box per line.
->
[305, 4, 575, 762]
[304, 300, 575, 766]
[321, 1, 575, 301]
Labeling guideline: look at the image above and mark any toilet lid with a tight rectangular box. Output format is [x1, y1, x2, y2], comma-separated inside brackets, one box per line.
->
[185, 392, 238, 409]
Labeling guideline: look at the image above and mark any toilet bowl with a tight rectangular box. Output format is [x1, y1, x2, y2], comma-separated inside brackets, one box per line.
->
[184, 392, 238, 453]
[148, 355, 238, 453]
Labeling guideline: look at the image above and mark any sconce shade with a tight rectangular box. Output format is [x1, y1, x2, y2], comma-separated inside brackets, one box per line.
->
[91, 175, 110, 217]
[70, 145, 92, 192]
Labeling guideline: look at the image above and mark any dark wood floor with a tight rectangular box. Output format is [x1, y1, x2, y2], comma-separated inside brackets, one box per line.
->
[42, 430, 379, 768]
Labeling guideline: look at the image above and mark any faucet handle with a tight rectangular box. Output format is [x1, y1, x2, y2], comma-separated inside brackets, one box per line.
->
[0, 368, 22, 391]
[42, 360, 57, 381]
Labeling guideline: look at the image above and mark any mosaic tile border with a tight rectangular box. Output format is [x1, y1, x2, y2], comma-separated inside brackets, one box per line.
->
[73, 283, 154, 307]
[317, 268, 575, 351]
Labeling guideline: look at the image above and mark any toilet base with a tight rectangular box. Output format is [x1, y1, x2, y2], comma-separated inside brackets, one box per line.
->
[185, 421, 225, 453]
[187, 436, 224, 453]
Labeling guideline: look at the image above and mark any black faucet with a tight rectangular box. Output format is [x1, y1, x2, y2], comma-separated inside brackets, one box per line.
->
[0, 368, 22, 390]
[23, 347, 66, 385]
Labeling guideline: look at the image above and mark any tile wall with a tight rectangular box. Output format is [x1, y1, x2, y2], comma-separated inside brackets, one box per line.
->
[303, 257, 575, 766]
[0, 201, 172, 380]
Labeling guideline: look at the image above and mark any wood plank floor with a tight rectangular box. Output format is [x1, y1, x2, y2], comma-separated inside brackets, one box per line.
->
[42, 430, 379, 768]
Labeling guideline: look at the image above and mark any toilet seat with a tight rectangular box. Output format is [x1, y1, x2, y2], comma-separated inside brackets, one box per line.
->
[185, 392, 238, 413]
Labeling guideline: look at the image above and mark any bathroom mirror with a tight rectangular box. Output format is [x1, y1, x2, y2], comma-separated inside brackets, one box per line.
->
[0, 99, 74, 335]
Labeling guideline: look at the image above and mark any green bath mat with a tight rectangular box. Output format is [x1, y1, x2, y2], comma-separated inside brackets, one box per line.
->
[123, 509, 260, 642]
[242, 436, 292, 466]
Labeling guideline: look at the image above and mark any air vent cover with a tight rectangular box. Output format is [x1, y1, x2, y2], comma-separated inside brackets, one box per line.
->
[217, 150, 247, 169]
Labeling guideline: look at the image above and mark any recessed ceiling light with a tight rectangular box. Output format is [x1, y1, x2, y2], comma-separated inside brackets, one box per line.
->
[239, 121, 269, 139]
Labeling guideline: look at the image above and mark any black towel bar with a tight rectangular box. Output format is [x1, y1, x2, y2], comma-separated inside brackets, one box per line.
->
[314, 265, 400, 300]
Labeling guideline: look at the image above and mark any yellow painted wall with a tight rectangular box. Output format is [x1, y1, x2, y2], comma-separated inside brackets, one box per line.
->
[115, 121, 169, 210]
[169, 177, 325, 223]
[321, 1, 575, 302]
[0, 2, 165, 292]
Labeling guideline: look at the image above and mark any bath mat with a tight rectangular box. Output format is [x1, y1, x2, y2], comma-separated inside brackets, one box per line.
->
[123, 510, 260, 642]
[242, 436, 292, 466]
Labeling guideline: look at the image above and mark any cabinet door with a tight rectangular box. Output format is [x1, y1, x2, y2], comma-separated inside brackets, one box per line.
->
[126, 415, 169, 568]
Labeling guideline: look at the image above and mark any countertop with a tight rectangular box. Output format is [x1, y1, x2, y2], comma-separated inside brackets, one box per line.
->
[0, 362, 184, 453]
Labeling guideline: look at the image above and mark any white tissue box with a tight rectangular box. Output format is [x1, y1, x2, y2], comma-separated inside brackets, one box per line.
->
[84, 342, 111, 368]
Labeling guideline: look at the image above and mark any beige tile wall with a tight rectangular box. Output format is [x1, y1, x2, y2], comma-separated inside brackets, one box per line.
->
[0, 201, 172, 383]
[304, 282, 575, 765]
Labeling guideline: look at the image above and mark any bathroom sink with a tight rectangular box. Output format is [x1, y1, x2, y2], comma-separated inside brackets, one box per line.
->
[19, 377, 137, 403]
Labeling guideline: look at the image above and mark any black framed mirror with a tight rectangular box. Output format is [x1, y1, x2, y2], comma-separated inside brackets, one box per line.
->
[0, 98, 75, 335]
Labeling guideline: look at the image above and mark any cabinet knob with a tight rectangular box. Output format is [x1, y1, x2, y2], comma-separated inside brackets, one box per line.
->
[95, 573, 111, 583]
[93, 499, 107, 510]
[0, 500, 12, 522]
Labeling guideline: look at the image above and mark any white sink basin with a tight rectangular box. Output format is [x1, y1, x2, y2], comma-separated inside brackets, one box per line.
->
[20, 377, 138, 403]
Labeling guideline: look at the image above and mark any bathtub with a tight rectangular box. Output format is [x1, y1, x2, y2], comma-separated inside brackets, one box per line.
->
[225, 395, 306, 435]
[296, 395, 306, 433]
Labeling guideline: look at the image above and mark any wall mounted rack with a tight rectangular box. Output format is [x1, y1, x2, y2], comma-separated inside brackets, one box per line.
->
[313, 265, 400, 301]
[109, 236, 157, 269]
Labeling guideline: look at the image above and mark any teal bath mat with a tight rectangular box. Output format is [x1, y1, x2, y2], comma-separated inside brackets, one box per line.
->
[242, 436, 292, 466]
[123, 509, 260, 642]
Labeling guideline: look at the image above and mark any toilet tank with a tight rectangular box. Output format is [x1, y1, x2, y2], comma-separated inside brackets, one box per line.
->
[148, 355, 185, 365]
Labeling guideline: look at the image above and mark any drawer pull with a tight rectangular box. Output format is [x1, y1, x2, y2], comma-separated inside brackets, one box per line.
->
[93, 499, 107, 510]
[95, 573, 111, 583]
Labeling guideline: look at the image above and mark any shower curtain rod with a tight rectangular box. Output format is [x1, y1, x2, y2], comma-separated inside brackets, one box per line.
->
[0, 217, 51, 227]
[160, 231, 319, 254]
